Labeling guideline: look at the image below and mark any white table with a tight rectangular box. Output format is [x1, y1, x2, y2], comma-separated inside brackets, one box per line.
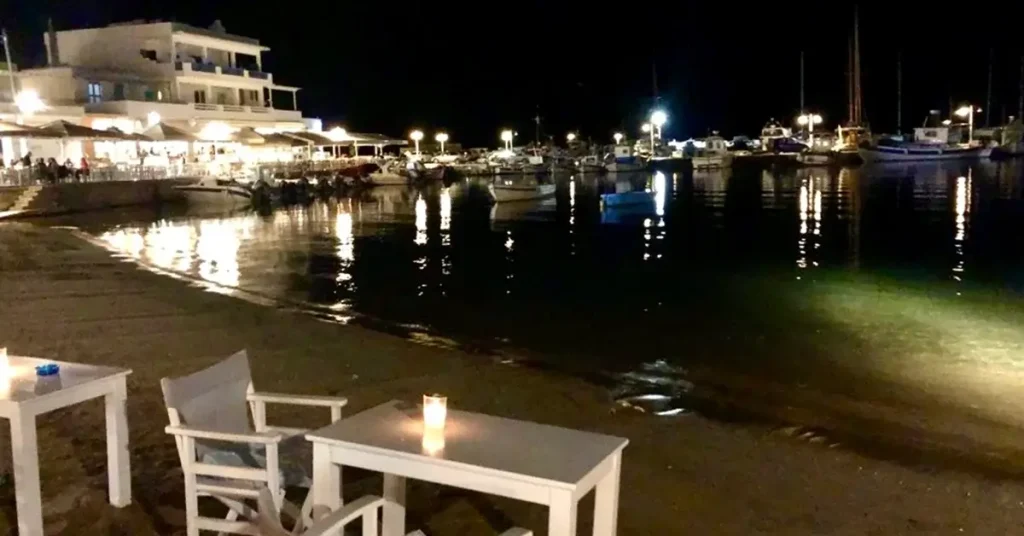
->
[0, 356, 131, 536]
[307, 401, 628, 536]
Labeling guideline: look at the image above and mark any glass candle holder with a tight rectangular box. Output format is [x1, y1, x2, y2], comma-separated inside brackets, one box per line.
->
[423, 394, 447, 431]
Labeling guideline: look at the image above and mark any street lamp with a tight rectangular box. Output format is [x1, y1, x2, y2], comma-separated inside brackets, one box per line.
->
[147, 111, 161, 127]
[566, 132, 576, 143]
[955, 105, 981, 144]
[649, 110, 667, 155]
[410, 130, 424, 155]
[500, 129, 514, 150]
[435, 132, 449, 154]
[14, 90, 46, 116]
[796, 113, 823, 132]
[641, 123, 651, 133]
[613, 132, 623, 144]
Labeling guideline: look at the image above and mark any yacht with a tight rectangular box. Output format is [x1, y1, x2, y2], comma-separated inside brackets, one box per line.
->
[759, 119, 795, 152]
[174, 177, 253, 207]
[859, 116, 984, 162]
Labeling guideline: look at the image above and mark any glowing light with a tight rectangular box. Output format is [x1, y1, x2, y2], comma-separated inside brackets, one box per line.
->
[566, 132, 576, 142]
[14, 90, 46, 115]
[942, 119, 952, 126]
[651, 110, 668, 128]
[641, 123, 652, 133]
[654, 172, 666, 217]
[500, 130, 513, 142]
[409, 130, 424, 141]
[0, 347, 8, 379]
[613, 132, 623, 144]
[954, 106, 973, 118]
[423, 394, 448, 430]
[199, 121, 233, 141]
[147, 111, 161, 127]
[435, 132, 449, 143]
[414, 196, 427, 245]
[440, 188, 451, 231]
[326, 127, 349, 141]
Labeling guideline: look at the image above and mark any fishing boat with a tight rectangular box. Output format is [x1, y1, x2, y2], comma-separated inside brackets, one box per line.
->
[691, 135, 733, 169]
[859, 120, 983, 163]
[489, 181, 556, 203]
[605, 145, 647, 172]
[576, 155, 606, 173]
[174, 177, 253, 207]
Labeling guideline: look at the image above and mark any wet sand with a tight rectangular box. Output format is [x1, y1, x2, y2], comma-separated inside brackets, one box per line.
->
[1, 222, 1023, 535]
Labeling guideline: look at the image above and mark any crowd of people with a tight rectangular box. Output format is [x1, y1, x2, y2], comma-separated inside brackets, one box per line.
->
[0, 153, 91, 184]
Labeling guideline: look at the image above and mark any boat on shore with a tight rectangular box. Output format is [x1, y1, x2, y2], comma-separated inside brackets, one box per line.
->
[174, 177, 253, 207]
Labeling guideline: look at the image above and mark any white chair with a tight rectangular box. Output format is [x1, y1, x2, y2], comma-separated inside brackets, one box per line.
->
[257, 487, 383, 536]
[161, 350, 349, 536]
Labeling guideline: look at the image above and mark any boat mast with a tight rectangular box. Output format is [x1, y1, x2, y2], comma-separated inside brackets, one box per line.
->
[799, 50, 805, 115]
[1019, 55, 1023, 120]
[847, 37, 854, 125]
[852, 6, 863, 125]
[985, 48, 993, 126]
[896, 51, 902, 133]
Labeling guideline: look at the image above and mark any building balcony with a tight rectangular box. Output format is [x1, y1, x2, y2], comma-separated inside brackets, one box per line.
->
[173, 61, 273, 84]
[83, 99, 303, 125]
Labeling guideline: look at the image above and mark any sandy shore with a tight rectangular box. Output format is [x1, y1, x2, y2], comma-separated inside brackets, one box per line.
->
[0, 222, 1023, 535]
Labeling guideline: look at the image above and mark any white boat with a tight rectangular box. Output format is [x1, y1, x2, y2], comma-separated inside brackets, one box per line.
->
[605, 145, 647, 172]
[859, 124, 983, 163]
[367, 161, 408, 186]
[759, 119, 793, 152]
[794, 152, 833, 166]
[691, 135, 733, 169]
[489, 182, 556, 203]
[174, 177, 253, 207]
[575, 155, 605, 173]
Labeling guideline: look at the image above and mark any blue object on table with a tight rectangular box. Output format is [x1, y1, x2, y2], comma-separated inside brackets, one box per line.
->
[35, 363, 60, 376]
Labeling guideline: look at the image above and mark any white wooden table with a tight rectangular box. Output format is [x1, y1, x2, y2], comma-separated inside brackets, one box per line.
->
[0, 356, 131, 536]
[307, 401, 628, 536]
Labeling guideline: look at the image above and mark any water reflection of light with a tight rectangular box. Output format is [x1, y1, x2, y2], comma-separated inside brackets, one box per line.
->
[797, 176, 822, 276]
[440, 188, 451, 233]
[953, 172, 971, 289]
[569, 177, 576, 255]
[196, 220, 242, 288]
[440, 188, 452, 295]
[653, 172, 666, 217]
[414, 195, 427, 246]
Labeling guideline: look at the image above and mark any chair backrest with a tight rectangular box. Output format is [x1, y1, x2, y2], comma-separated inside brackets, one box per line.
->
[160, 349, 253, 434]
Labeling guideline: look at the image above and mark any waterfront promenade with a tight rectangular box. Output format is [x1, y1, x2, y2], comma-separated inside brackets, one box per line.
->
[0, 222, 1022, 534]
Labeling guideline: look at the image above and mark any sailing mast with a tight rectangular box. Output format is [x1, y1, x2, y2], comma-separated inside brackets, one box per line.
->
[852, 6, 863, 125]
[896, 51, 902, 133]
[799, 51, 805, 114]
[847, 37, 854, 124]
[985, 48, 993, 126]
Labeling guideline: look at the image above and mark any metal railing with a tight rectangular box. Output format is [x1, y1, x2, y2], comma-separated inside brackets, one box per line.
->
[0, 165, 180, 187]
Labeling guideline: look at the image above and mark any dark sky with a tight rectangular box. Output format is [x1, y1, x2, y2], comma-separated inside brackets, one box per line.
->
[4, 1, 1024, 145]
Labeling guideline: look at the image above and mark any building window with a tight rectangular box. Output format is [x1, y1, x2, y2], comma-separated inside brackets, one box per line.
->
[87, 82, 102, 103]
[194, 90, 206, 104]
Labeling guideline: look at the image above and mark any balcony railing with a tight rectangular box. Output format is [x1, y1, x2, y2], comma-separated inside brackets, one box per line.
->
[174, 61, 272, 82]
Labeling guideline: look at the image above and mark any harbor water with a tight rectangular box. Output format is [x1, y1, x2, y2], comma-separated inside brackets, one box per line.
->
[76, 161, 1024, 466]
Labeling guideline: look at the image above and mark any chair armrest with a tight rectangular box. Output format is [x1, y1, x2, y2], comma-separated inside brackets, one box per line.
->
[164, 425, 284, 445]
[248, 392, 349, 408]
[305, 495, 385, 536]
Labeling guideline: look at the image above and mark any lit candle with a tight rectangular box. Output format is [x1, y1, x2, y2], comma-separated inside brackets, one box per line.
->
[423, 394, 447, 431]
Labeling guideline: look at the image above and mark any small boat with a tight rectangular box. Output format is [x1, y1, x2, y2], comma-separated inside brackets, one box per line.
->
[489, 182, 556, 203]
[859, 143, 983, 162]
[794, 152, 833, 166]
[174, 177, 253, 207]
[605, 145, 647, 172]
[575, 155, 606, 173]
[367, 161, 408, 186]
[759, 119, 795, 152]
[691, 135, 733, 169]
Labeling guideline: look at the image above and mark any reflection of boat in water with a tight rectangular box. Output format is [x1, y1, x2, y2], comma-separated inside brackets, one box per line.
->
[794, 152, 833, 166]
[490, 196, 557, 223]
[599, 191, 654, 210]
[489, 182, 556, 203]
[174, 177, 253, 207]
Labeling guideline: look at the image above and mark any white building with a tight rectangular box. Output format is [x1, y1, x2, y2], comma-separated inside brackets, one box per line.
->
[5, 20, 313, 133]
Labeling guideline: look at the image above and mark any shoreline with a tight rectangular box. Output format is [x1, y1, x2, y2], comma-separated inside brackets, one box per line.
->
[1, 222, 1024, 534]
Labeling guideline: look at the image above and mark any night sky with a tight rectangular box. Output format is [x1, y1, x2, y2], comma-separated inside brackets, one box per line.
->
[4, 1, 1024, 145]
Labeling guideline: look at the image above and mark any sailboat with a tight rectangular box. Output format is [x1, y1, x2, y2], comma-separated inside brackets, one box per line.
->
[834, 8, 870, 164]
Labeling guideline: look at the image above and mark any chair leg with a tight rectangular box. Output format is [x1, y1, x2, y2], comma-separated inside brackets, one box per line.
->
[362, 508, 378, 536]
[184, 475, 199, 536]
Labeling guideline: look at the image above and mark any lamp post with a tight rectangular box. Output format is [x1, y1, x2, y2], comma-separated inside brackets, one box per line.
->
[648, 110, 667, 156]
[955, 105, 981, 144]
[500, 130, 514, 151]
[796, 113, 823, 145]
[410, 130, 424, 155]
[613, 132, 623, 144]
[435, 132, 449, 154]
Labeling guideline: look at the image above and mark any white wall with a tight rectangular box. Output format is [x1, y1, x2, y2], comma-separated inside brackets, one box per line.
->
[51, 23, 173, 77]
[17, 68, 77, 103]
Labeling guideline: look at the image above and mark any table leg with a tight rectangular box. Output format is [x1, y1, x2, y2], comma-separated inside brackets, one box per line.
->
[11, 410, 43, 536]
[312, 442, 342, 510]
[105, 378, 131, 507]
[593, 452, 622, 536]
[382, 474, 406, 536]
[548, 489, 578, 536]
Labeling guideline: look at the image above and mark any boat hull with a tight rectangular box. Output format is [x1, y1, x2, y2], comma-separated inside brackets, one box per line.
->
[489, 184, 556, 203]
[859, 145, 982, 163]
[691, 154, 733, 169]
[175, 185, 252, 207]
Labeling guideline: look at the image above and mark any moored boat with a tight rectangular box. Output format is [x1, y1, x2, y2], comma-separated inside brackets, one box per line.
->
[691, 135, 733, 169]
[488, 182, 556, 203]
[174, 177, 253, 207]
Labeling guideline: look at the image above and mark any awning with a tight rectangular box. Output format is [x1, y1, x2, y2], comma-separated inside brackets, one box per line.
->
[0, 120, 58, 138]
[141, 123, 198, 142]
[282, 131, 335, 146]
[106, 127, 152, 141]
[40, 120, 125, 140]
[259, 132, 308, 147]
